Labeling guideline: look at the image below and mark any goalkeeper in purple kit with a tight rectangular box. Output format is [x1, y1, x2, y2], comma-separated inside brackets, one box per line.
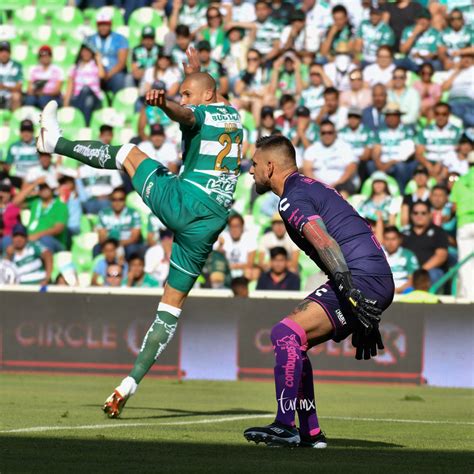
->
[244, 136, 394, 448]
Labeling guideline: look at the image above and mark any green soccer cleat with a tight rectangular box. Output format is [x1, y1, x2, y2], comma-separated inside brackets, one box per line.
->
[244, 422, 300, 447]
[299, 430, 328, 448]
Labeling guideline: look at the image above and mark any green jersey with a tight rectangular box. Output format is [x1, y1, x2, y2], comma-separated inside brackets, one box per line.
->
[180, 103, 243, 216]
[254, 19, 281, 55]
[132, 44, 160, 70]
[0, 59, 22, 91]
[28, 198, 69, 247]
[401, 26, 441, 64]
[97, 207, 141, 241]
[357, 20, 395, 63]
[385, 246, 419, 288]
[6, 139, 38, 178]
[416, 122, 463, 163]
[441, 25, 473, 57]
[339, 124, 375, 160]
[12, 241, 47, 285]
[450, 167, 474, 227]
[375, 124, 415, 164]
[300, 85, 325, 119]
[123, 273, 159, 288]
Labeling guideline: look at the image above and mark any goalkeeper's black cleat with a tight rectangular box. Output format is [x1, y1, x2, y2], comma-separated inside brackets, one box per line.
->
[244, 421, 300, 447]
[299, 430, 328, 448]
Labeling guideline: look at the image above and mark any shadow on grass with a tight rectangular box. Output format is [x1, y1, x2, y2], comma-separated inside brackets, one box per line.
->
[82, 405, 273, 420]
[1, 436, 472, 474]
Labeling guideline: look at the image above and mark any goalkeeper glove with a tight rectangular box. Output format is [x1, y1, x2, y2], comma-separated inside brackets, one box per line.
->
[352, 325, 384, 360]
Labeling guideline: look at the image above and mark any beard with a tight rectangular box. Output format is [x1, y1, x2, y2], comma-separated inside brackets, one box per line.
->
[255, 183, 272, 195]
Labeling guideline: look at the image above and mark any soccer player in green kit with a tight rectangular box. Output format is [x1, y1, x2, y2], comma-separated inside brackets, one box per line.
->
[37, 49, 243, 417]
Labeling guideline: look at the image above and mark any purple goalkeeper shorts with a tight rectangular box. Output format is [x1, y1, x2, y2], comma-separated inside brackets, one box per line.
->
[306, 275, 395, 342]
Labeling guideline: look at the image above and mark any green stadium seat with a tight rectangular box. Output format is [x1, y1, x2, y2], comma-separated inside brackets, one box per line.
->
[79, 215, 92, 234]
[0, 0, 28, 10]
[57, 107, 87, 139]
[10, 106, 41, 132]
[77, 127, 93, 141]
[71, 232, 98, 272]
[37, 0, 68, 12]
[233, 172, 253, 216]
[53, 6, 84, 37]
[251, 194, 273, 235]
[0, 109, 11, 126]
[13, 7, 45, 40]
[20, 209, 31, 226]
[114, 127, 135, 145]
[0, 126, 13, 160]
[298, 251, 320, 290]
[90, 107, 126, 136]
[11, 43, 36, 67]
[52, 250, 74, 282]
[128, 7, 163, 46]
[112, 87, 139, 123]
[361, 175, 400, 197]
[30, 25, 60, 46]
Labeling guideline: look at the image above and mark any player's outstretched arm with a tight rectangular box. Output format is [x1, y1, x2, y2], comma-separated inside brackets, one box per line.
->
[302, 218, 383, 329]
[145, 89, 195, 127]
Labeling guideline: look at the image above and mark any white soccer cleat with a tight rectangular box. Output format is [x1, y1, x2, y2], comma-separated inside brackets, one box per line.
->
[37, 100, 61, 154]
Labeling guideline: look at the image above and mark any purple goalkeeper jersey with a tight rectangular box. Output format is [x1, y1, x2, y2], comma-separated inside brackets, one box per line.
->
[278, 173, 391, 277]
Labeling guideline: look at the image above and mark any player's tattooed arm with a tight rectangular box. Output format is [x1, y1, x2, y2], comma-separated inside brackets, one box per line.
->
[302, 218, 349, 278]
[145, 89, 195, 127]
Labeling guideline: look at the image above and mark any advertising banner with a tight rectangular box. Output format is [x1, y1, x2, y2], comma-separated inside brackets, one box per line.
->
[0, 293, 181, 377]
[238, 301, 426, 384]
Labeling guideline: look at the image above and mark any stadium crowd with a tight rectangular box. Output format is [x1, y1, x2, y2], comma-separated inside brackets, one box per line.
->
[0, 0, 473, 299]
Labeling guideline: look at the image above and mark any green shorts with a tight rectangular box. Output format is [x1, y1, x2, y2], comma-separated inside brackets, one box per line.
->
[132, 158, 228, 293]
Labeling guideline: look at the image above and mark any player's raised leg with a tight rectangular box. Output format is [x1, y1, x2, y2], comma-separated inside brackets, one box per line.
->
[244, 299, 332, 448]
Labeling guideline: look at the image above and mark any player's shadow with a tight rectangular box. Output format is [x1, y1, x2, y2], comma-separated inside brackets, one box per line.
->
[330, 438, 403, 448]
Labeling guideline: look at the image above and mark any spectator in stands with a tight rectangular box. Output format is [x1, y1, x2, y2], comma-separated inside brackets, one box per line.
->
[0, 178, 21, 252]
[256, 247, 300, 291]
[315, 87, 348, 130]
[197, 6, 230, 62]
[88, 10, 128, 94]
[438, 9, 473, 71]
[14, 177, 68, 253]
[169, 0, 207, 37]
[442, 133, 473, 177]
[398, 268, 440, 303]
[5, 120, 38, 180]
[450, 157, 474, 299]
[217, 213, 257, 280]
[131, 26, 160, 90]
[402, 201, 449, 284]
[381, 0, 424, 51]
[339, 106, 374, 181]
[401, 165, 431, 227]
[57, 174, 82, 239]
[234, 49, 272, 125]
[64, 42, 105, 126]
[303, 119, 357, 195]
[224, 26, 253, 87]
[144, 228, 172, 287]
[295, 105, 319, 152]
[138, 124, 180, 174]
[123, 254, 159, 288]
[258, 213, 299, 273]
[412, 62, 442, 122]
[270, 0, 295, 25]
[430, 185, 456, 235]
[24, 152, 58, 190]
[201, 250, 232, 289]
[359, 171, 398, 226]
[0, 41, 22, 111]
[275, 95, 297, 141]
[340, 68, 372, 109]
[281, 10, 307, 53]
[231, 276, 249, 297]
[269, 52, 303, 100]
[320, 4, 354, 60]
[91, 238, 126, 287]
[146, 214, 166, 247]
[169, 25, 192, 68]
[5, 224, 52, 285]
[195, 41, 229, 97]
[24, 45, 63, 109]
[354, 7, 395, 67]
[442, 53, 474, 128]
[415, 102, 463, 181]
[387, 67, 421, 125]
[143, 51, 181, 98]
[383, 225, 419, 294]
[399, 9, 441, 71]
[104, 262, 124, 288]
[97, 186, 142, 260]
[323, 42, 356, 92]
[299, 63, 331, 120]
[363, 45, 396, 87]
[371, 102, 416, 192]
[362, 83, 387, 132]
[256, 106, 279, 140]
[301, 0, 333, 54]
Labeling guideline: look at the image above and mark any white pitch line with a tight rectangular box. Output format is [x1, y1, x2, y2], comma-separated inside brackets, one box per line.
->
[1, 414, 473, 435]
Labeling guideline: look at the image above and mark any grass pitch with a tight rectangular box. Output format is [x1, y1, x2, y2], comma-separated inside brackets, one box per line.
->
[1, 374, 473, 473]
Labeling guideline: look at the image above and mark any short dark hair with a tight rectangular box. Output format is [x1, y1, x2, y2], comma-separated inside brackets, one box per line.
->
[231, 276, 249, 289]
[434, 102, 451, 113]
[100, 124, 113, 134]
[332, 4, 348, 16]
[418, 61, 434, 75]
[393, 66, 407, 76]
[255, 135, 296, 162]
[280, 94, 296, 107]
[247, 48, 261, 58]
[412, 201, 431, 213]
[102, 238, 119, 250]
[413, 269, 431, 290]
[228, 212, 244, 226]
[270, 246, 288, 259]
[128, 253, 144, 264]
[320, 119, 335, 129]
[175, 24, 190, 37]
[431, 184, 448, 194]
[384, 225, 401, 236]
[377, 45, 393, 56]
[324, 86, 339, 98]
[111, 186, 127, 197]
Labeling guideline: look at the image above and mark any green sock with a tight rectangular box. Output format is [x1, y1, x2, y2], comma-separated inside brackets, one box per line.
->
[55, 137, 122, 169]
[129, 310, 178, 384]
